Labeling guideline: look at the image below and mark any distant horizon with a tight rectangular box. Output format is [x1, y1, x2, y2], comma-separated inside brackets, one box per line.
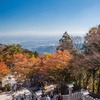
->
[0, 32, 86, 37]
[0, 33, 84, 54]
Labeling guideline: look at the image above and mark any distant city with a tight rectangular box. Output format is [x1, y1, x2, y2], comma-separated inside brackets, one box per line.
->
[0, 35, 84, 54]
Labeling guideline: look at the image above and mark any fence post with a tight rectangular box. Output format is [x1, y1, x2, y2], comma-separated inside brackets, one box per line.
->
[67, 84, 74, 100]
[81, 90, 89, 100]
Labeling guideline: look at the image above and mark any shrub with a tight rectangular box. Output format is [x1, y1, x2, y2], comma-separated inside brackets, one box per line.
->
[4, 84, 10, 91]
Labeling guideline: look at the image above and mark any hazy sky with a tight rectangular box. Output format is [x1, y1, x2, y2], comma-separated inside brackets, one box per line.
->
[0, 0, 100, 36]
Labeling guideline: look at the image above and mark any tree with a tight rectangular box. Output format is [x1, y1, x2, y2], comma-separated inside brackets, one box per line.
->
[1, 45, 24, 68]
[43, 50, 72, 83]
[0, 44, 40, 81]
[11, 53, 38, 79]
[83, 25, 100, 93]
[72, 36, 84, 51]
[0, 62, 10, 80]
[3, 44, 23, 55]
[24, 49, 38, 58]
[69, 51, 86, 87]
[56, 31, 74, 52]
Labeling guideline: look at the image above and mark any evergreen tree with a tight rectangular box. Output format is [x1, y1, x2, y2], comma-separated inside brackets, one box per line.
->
[56, 31, 74, 51]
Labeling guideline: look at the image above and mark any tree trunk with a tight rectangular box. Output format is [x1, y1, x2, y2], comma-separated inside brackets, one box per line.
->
[97, 69, 100, 93]
[79, 73, 82, 87]
[85, 73, 91, 89]
[92, 69, 95, 93]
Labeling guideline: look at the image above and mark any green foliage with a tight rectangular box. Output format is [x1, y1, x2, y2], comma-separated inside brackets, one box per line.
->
[3, 44, 23, 54]
[4, 84, 10, 91]
[56, 31, 74, 51]
[24, 49, 38, 58]
[34, 51, 38, 58]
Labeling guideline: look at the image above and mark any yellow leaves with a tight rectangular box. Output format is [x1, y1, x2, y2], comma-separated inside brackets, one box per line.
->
[44, 53, 52, 59]
[89, 27, 97, 34]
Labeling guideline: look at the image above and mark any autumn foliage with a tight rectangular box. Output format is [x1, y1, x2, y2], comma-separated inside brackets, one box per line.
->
[11, 53, 40, 79]
[44, 50, 72, 70]
[0, 62, 10, 80]
[36, 50, 72, 81]
[0, 26, 99, 93]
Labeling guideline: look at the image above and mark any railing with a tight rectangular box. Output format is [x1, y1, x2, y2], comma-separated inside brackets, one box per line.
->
[62, 92, 100, 100]
[63, 92, 81, 100]
[81, 94, 100, 100]
[13, 91, 100, 100]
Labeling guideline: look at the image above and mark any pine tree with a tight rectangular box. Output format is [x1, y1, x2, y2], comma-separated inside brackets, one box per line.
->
[56, 31, 73, 51]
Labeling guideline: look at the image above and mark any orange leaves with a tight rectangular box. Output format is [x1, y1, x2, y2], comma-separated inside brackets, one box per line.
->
[45, 50, 72, 70]
[0, 44, 72, 80]
[34, 50, 72, 78]
[36, 50, 73, 81]
[0, 47, 72, 80]
[56, 50, 72, 61]
[12, 54, 34, 78]
[0, 62, 10, 79]
[12, 53, 42, 79]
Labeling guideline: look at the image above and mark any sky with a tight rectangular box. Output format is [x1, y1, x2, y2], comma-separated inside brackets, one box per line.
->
[0, 0, 100, 36]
